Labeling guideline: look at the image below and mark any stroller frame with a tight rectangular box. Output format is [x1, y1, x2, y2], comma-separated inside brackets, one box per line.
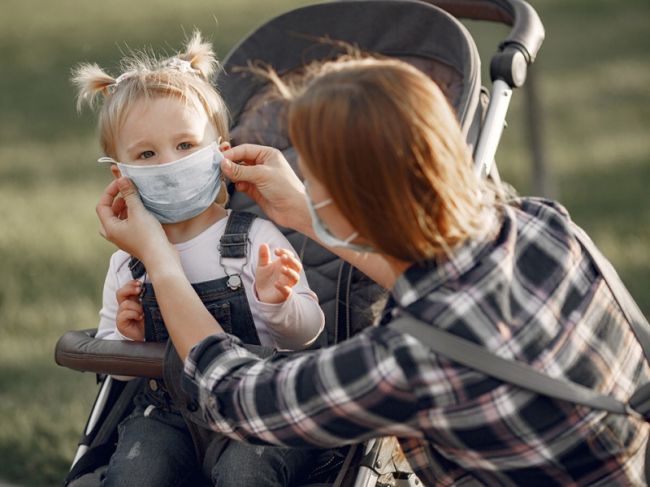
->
[55, 1, 544, 485]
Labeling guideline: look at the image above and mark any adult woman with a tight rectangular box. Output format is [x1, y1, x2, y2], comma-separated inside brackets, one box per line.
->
[97, 58, 649, 485]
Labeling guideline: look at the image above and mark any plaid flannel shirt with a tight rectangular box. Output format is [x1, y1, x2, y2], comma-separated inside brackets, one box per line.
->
[183, 198, 649, 486]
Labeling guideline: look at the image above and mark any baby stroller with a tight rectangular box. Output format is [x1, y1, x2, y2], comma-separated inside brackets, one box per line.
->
[55, 0, 544, 485]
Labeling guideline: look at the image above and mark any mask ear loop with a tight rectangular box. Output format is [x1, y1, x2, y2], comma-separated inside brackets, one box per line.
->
[304, 181, 333, 209]
[98, 156, 117, 164]
[312, 198, 333, 210]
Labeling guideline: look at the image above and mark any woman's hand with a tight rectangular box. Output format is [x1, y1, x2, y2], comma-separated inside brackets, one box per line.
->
[254, 244, 302, 304]
[96, 177, 178, 270]
[222, 144, 397, 289]
[221, 144, 311, 233]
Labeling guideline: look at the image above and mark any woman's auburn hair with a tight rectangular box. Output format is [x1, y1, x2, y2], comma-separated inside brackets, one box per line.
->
[285, 57, 494, 263]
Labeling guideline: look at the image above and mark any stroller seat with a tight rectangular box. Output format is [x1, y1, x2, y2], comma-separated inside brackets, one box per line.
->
[55, 1, 543, 485]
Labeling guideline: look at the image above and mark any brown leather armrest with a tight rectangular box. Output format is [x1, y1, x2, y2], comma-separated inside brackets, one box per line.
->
[55, 329, 165, 378]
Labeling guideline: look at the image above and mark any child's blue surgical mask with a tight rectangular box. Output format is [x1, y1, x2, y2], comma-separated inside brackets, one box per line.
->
[304, 181, 374, 253]
[99, 142, 223, 224]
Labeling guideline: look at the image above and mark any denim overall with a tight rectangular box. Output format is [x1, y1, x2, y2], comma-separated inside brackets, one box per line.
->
[127, 210, 260, 413]
[105, 211, 318, 486]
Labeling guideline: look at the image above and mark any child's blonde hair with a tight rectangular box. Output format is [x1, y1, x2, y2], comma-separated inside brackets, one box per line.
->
[269, 56, 496, 262]
[71, 31, 229, 160]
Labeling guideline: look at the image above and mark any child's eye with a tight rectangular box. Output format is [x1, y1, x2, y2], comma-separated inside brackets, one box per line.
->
[138, 150, 155, 160]
[177, 142, 193, 151]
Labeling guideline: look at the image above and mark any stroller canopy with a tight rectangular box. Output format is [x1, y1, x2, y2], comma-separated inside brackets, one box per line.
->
[218, 0, 482, 139]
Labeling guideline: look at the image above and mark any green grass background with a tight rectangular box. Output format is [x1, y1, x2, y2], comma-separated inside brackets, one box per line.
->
[0, 0, 648, 484]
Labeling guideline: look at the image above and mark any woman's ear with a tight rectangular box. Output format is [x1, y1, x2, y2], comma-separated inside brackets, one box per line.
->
[110, 165, 122, 180]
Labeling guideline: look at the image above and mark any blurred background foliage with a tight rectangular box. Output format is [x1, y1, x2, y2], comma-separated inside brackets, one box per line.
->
[0, 0, 648, 484]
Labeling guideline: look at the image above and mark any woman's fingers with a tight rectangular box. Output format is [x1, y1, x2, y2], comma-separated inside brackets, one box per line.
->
[96, 178, 141, 238]
[222, 144, 278, 167]
[115, 177, 141, 204]
[222, 144, 310, 233]
[111, 197, 128, 220]
[111, 195, 125, 214]
[96, 179, 122, 226]
[96, 177, 174, 265]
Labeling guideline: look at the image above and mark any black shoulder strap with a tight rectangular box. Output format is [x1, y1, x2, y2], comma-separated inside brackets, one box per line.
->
[390, 223, 650, 420]
[219, 211, 257, 259]
[128, 256, 146, 280]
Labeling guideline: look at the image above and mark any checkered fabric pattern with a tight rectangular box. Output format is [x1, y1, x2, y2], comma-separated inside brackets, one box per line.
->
[183, 198, 649, 486]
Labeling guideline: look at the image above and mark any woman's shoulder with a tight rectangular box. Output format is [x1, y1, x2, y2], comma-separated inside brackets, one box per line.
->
[506, 197, 576, 243]
[509, 197, 571, 220]
[502, 196, 583, 281]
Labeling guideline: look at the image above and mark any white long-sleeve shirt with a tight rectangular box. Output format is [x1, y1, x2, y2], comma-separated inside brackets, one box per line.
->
[96, 211, 325, 351]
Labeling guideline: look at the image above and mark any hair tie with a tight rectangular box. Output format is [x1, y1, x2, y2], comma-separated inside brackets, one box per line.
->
[109, 69, 142, 93]
[109, 57, 198, 93]
[163, 57, 199, 74]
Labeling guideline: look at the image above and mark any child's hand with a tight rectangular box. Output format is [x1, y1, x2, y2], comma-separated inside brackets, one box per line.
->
[254, 244, 302, 304]
[116, 280, 145, 341]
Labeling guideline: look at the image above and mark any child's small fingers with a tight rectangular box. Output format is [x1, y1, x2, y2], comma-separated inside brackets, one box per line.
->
[280, 267, 300, 285]
[116, 280, 141, 303]
[258, 243, 271, 267]
[274, 247, 295, 258]
[281, 254, 302, 272]
[119, 298, 140, 310]
[121, 300, 143, 314]
[117, 309, 142, 325]
[274, 283, 292, 300]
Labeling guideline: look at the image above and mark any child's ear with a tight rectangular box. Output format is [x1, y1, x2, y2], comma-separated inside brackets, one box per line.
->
[219, 140, 231, 152]
[110, 165, 122, 179]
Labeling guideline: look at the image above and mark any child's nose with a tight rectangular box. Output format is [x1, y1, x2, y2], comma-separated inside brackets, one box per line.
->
[157, 149, 176, 164]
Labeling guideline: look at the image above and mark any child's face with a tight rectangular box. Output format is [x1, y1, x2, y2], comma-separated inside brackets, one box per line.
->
[113, 95, 220, 167]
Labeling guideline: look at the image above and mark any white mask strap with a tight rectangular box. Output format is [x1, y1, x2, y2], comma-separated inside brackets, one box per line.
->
[98, 156, 117, 164]
[312, 198, 333, 210]
[343, 231, 360, 244]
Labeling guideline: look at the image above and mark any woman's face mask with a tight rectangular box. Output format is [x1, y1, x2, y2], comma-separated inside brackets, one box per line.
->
[100, 142, 223, 224]
[304, 181, 374, 253]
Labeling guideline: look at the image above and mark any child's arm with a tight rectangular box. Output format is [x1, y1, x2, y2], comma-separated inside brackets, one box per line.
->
[95, 254, 145, 381]
[96, 254, 143, 342]
[252, 233, 325, 351]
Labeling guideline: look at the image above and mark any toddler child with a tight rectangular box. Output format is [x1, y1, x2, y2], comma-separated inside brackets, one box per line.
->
[73, 31, 325, 487]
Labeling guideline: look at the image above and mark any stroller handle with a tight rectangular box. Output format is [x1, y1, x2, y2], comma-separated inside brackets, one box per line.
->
[427, 0, 544, 62]
[425, 0, 544, 87]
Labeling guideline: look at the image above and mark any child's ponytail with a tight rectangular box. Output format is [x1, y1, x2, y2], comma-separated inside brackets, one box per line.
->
[177, 30, 219, 81]
[71, 63, 116, 112]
